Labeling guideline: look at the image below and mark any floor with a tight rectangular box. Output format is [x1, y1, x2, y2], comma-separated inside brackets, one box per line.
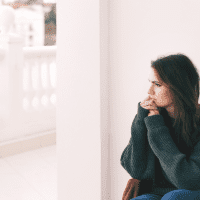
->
[0, 144, 57, 200]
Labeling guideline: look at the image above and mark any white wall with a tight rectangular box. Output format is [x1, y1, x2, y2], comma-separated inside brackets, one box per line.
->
[57, 1, 109, 200]
[110, 1, 200, 200]
[57, 0, 200, 200]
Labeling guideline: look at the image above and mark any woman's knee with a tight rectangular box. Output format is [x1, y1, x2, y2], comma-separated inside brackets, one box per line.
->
[131, 193, 162, 200]
[161, 189, 200, 200]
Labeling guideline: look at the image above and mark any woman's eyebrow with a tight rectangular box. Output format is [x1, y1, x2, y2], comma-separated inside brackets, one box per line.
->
[148, 79, 161, 84]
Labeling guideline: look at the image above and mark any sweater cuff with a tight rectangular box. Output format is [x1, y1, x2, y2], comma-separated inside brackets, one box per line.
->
[144, 115, 166, 130]
[138, 102, 149, 119]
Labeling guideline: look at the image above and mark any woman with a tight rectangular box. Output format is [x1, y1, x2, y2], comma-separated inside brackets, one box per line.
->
[121, 53, 200, 200]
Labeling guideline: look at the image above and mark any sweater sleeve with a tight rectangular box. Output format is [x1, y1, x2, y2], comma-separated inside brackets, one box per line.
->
[120, 102, 155, 180]
[144, 115, 200, 190]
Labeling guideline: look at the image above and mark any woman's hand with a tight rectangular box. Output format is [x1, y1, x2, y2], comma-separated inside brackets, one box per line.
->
[148, 108, 160, 116]
[122, 178, 141, 200]
[140, 96, 160, 116]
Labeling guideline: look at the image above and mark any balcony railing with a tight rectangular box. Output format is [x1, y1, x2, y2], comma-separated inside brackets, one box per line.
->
[0, 37, 56, 144]
[0, 6, 56, 147]
[23, 46, 56, 112]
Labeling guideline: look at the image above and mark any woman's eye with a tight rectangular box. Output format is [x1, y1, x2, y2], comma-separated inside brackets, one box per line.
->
[155, 83, 161, 87]
[151, 83, 161, 87]
[148, 80, 161, 87]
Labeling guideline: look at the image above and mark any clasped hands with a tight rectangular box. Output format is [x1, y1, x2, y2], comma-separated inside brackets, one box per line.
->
[140, 96, 160, 116]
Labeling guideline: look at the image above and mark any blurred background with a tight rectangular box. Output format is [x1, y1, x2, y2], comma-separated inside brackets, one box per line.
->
[0, 1, 57, 199]
[0, 0, 57, 155]
[2, 0, 56, 46]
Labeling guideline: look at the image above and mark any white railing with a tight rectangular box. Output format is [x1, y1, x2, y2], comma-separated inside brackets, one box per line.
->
[0, 6, 56, 143]
[0, 37, 56, 143]
[23, 46, 56, 112]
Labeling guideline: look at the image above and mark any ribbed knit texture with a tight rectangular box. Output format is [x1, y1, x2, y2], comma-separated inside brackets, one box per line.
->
[120, 102, 200, 196]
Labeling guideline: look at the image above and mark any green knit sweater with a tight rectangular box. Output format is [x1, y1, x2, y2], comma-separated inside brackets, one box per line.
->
[120, 102, 200, 196]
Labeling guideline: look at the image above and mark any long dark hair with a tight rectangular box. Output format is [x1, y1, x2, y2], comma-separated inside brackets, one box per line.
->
[151, 53, 200, 156]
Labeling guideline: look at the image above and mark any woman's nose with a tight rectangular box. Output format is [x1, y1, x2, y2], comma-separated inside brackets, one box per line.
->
[148, 85, 154, 95]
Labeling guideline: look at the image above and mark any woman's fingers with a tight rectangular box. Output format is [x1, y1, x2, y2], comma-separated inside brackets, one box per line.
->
[140, 96, 159, 111]
[124, 186, 135, 200]
[145, 104, 158, 110]
[122, 182, 131, 200]
[141, 101, 158, 110]
[133, 183, 140, 198]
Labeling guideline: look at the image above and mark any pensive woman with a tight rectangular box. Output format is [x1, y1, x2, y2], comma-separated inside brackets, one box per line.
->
[120, 53, 200, 200]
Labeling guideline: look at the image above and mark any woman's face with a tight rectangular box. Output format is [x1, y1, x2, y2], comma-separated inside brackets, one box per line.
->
[148, 68, 174, 109]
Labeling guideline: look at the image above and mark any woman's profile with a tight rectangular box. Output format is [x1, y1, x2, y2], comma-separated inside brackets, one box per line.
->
[121, 53, 200, 200]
